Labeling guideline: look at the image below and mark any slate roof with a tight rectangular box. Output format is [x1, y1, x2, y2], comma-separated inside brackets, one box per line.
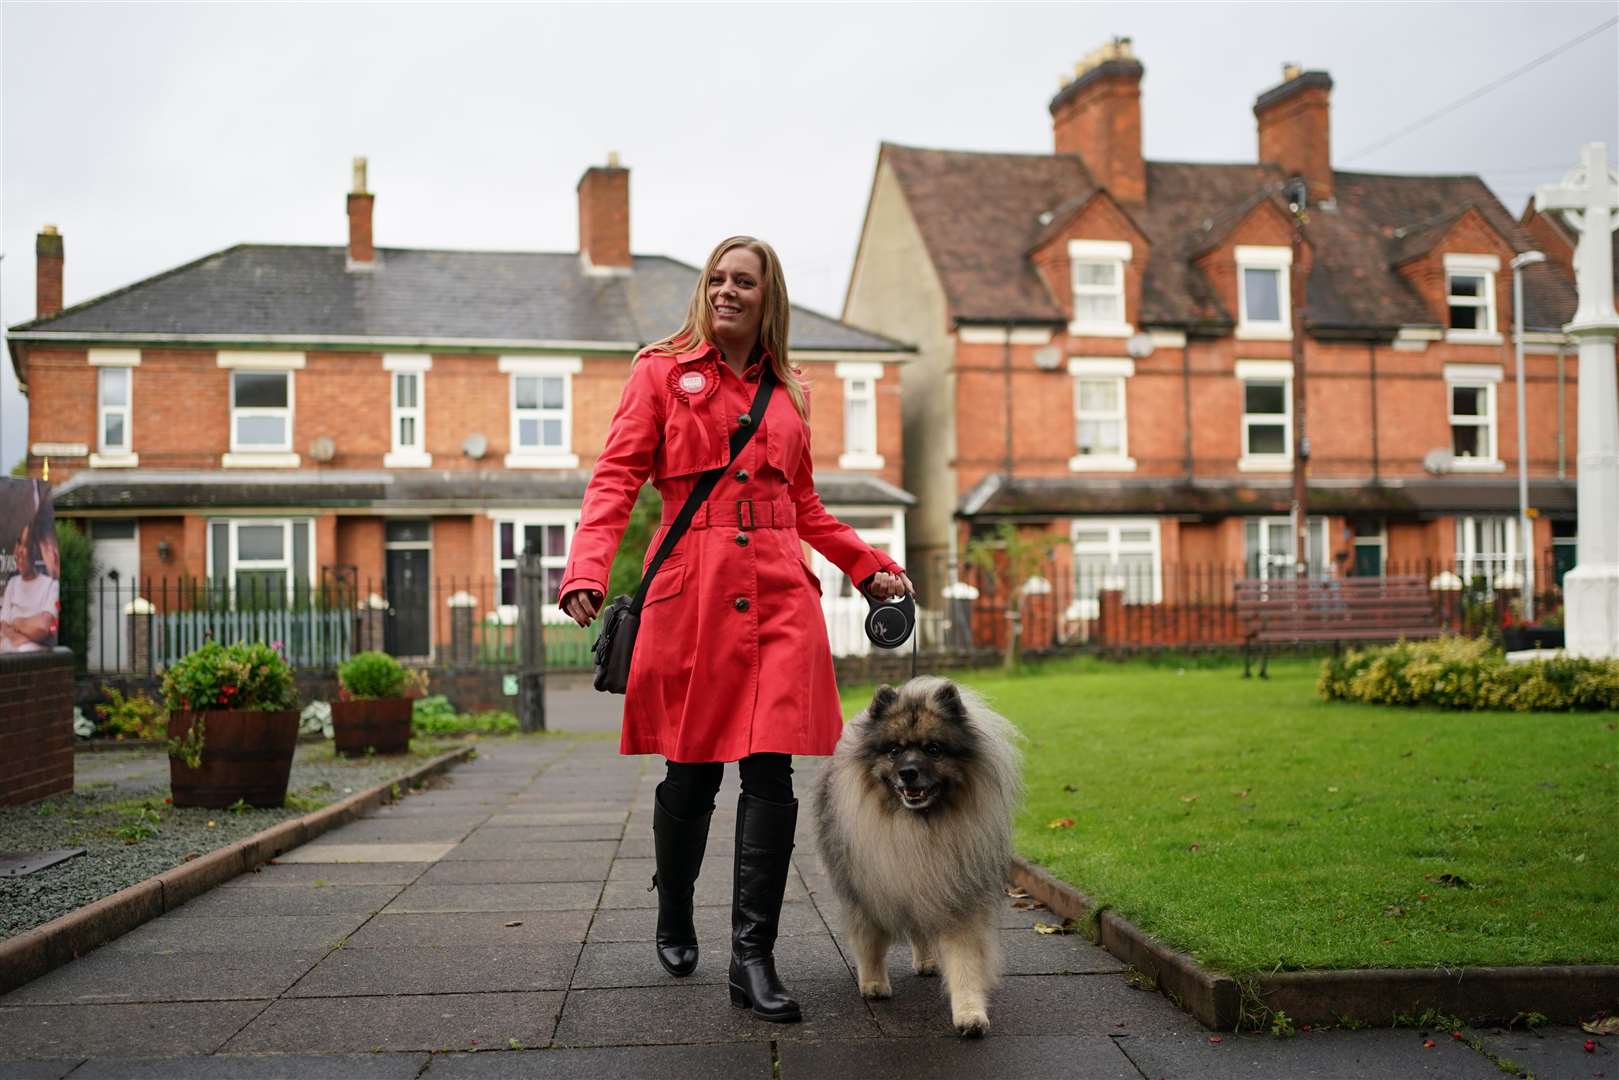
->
[53, 468, 915, 512]
[879, 143, 1578, 334]
[9, 246, 906, 353]
[959, 474, 1577, 521]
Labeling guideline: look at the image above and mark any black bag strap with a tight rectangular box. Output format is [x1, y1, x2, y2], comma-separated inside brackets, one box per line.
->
[628, 364, 778, 614]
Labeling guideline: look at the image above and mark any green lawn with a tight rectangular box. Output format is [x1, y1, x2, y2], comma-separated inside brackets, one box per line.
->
[839, 657, 1619, 975]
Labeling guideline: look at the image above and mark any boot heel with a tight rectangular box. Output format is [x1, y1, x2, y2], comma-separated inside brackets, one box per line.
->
[728, 981, 750, 1008]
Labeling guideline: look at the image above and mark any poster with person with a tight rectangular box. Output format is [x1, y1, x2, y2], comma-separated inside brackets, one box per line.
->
[0, 479, 61, 654]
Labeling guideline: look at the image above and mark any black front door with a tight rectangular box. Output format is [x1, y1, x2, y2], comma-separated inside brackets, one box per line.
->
[385, 548, 431, 657]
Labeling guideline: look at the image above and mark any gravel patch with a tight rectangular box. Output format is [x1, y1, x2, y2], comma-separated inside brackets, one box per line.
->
[0, 739, 468, 940]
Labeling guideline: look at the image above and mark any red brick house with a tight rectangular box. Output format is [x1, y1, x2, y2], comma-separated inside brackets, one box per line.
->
[843, 41, 1584, 624]
[10, 159, 911, 668]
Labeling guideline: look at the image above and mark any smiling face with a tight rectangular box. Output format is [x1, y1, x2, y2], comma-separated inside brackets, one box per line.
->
[707, 245, 765, 348]
[859, 681, 978, 813]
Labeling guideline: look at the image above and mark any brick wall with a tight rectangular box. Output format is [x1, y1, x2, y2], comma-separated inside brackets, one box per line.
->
[1, 649, 75, 806]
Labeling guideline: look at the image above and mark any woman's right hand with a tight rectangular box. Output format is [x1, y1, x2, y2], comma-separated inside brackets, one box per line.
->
[561, 589, 603, 628]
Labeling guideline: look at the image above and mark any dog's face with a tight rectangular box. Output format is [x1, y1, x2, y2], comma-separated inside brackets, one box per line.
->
[859, 681, 977, 812]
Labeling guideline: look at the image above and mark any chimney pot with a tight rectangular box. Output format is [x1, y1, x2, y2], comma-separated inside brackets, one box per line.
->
[1255, 69, 1334, 204]
[347, 156, 376, 267]
[36, 226, 64, 318]
[578, 159, 632, 273]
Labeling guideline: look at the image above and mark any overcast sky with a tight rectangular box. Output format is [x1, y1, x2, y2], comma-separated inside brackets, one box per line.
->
[2, 1, 1615, 472]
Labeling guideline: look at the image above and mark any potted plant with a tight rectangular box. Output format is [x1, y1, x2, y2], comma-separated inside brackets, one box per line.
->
[161, 639, 299, 808]
[331, 650, 415, 756]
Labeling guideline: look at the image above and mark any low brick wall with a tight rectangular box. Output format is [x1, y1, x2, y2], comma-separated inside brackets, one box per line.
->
[1, 648, 76, 805]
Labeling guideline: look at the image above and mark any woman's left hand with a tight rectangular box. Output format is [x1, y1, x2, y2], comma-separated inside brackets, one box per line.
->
[868, 570, 915, 600]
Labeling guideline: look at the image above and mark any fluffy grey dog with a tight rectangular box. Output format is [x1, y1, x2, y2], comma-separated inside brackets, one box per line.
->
[813, 676, 1022, 1037]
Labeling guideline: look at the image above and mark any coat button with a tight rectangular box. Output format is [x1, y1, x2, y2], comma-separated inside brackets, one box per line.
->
[734, 597, 750, 612]
[735, 469, 749, 482]
[735, 532, 749, 547]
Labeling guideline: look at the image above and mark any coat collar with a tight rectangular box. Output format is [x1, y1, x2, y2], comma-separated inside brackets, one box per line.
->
[674, 339, 771, 381]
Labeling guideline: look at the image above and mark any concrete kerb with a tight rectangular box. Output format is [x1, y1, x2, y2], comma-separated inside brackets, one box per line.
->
[0, 744, 475, 996]
[1009, 856, 1619, 1031]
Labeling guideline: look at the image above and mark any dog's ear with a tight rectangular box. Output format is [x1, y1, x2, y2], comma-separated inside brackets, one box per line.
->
[931, 681, 967, 725]
[870, 684, 899, 720]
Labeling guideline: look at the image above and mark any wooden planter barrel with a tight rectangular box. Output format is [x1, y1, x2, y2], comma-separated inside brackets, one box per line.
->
[167, 709, 299, 809]
[330, 697, 413, 757]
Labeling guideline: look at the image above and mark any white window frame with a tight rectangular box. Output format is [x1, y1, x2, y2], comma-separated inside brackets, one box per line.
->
[1235, 245, 1293, 341]
[205, 517, 315, 606]
[488, 510, 580, 616]
[1070, 518, 1161, 605]
[500, 356, 581, 469]
[1245, 515, 1330, 580]
[219, 352, 303, 468]
[1443, 254, 1502, 344]
[1067, 239, 1133, 338]
[90, 351, 140, 468]
[1455, 515, 1517, 588]
[384, 354, 432, 468]
[1444, 363, 1505, 472]
[834, 361, 885, 469]
[1067, 357, 1136, 471]
[1236, 359, 1292, 472]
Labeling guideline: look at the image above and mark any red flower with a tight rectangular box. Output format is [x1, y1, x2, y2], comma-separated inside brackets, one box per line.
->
[1587, 1040, 1597, 1053]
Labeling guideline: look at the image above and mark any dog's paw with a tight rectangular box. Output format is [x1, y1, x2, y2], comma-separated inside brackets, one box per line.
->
[859, 978, 893, 1000]
[912, 956, 939, 976]
[953, 1010, 990, 1038]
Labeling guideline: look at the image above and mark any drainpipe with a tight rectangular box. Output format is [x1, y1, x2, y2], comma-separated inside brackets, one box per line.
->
[1368, 340, 1380, 482]
[1003, 323, 1014, 481]
[1556, 342, 1567, 481]
[1182, 340, 1194, 482]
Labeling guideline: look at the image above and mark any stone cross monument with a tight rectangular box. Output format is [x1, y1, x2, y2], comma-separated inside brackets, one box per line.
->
[1536, 143, 1619, 658]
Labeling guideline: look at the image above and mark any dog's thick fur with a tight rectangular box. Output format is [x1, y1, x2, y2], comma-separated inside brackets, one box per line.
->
[813, 676, 1021, 1037]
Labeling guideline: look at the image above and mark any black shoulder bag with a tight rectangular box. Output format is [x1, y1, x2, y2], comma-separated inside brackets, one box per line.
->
[591, 365, 778, 694]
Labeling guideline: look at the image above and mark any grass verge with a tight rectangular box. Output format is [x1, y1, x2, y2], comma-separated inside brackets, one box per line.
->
[840, 656, 1618, 974]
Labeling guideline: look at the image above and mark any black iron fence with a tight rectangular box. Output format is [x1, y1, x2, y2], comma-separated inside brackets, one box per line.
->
[59, 555, 1568, 676]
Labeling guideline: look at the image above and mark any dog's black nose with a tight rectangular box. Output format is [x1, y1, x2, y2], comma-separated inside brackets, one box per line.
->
[897, 766, 920, 786]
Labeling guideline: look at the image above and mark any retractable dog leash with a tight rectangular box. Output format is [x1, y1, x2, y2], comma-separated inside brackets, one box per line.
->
[859, 579, 919, 680]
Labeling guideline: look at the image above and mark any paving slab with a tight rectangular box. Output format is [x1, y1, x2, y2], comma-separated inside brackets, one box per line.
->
[422, 1042, 775, 1079]
[383, 881, 601, 913]
[221, 991, 565, 1054]
[314, 819, 488, 843]
[347, 910, 594, 949]
[277, 842, 458, 863]
[553, 980, 881, 1046]
[289, 943, 581, 996]
[606, 856, 734, 884]
[0, 1000, 269, 1059]
[69, 1053, 429, 1079]
[777, 1035, 1143, 1080]
[441, 839, 619, 862]
[3, 948, 326, 1004]
[599, 873, 806, 908]
[585, 901, 826, 942]
[449, 826, 623, 850]
[168, 883, 403, 918]
[0, 1061, 82, 1080]
[100, 913, 367, 954]
[1113, 1028, 1506, 1079]
[613, 836, 735, 858]
[223, 862, 427, 886]
[867, 972, 1191, 1038]
[482, 812, 628, 827]
[416, 856, 612, 885]
[1470, 1025, 1616, 1079]
[571, 934, 849, 989]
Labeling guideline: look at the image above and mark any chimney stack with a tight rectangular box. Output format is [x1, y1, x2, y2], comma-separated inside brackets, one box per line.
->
[578, 153, 631, 274]
[1050, 38, 1146, 205]
[36, 225, 63, 319]
[347, 156, 376, 268]
[1255, 66, 1334, 204]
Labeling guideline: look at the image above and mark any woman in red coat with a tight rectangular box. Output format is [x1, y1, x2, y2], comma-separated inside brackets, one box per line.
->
[559, 236, 911, 1023]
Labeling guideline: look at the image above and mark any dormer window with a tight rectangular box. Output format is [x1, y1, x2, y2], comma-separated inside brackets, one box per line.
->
[1067, 239, 1132, 338]
[1235, 246, 1292, 340]
[1443, 254, 1500, 342]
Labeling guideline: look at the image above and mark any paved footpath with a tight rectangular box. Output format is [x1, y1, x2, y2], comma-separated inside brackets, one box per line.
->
[0, 691, 1606, 1078]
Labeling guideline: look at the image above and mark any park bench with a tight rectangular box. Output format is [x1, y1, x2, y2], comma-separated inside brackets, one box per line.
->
[1235, 575, 1445, 677]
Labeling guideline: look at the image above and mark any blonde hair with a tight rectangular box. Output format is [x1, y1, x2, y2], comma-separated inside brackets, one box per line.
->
[641, 235, 808, 420]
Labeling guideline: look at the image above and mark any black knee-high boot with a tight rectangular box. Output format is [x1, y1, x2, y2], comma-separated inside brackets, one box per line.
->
[652, 784, 713, 976]
[727, 793, 802, 1022]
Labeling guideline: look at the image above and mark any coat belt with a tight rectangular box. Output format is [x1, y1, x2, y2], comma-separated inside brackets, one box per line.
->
[664, 496, 796, 531]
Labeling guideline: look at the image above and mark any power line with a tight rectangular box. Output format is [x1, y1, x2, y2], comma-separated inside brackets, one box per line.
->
[1344, 15, 1619, 163]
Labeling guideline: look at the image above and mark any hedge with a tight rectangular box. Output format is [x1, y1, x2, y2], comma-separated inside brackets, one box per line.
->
[1318, 636, 1619, 711]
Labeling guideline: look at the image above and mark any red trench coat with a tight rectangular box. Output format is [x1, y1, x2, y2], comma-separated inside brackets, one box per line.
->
[559, 343, 903, 763]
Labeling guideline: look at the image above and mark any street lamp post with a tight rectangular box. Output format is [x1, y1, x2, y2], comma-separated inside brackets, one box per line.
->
[1511, 250, 1546, 623]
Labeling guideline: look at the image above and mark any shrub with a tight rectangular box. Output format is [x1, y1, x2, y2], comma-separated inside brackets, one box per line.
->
[1319, 637, 1619, 712]
[93, 684, 165, 740]
[337, 650, 408, 700]
[55, 520, 94, 670]
[160, 639, 297, 712]
[411, 694, 519, 735]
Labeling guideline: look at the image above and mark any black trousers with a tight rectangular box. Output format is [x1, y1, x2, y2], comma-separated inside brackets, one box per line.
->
[658, 753, 793, 818]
